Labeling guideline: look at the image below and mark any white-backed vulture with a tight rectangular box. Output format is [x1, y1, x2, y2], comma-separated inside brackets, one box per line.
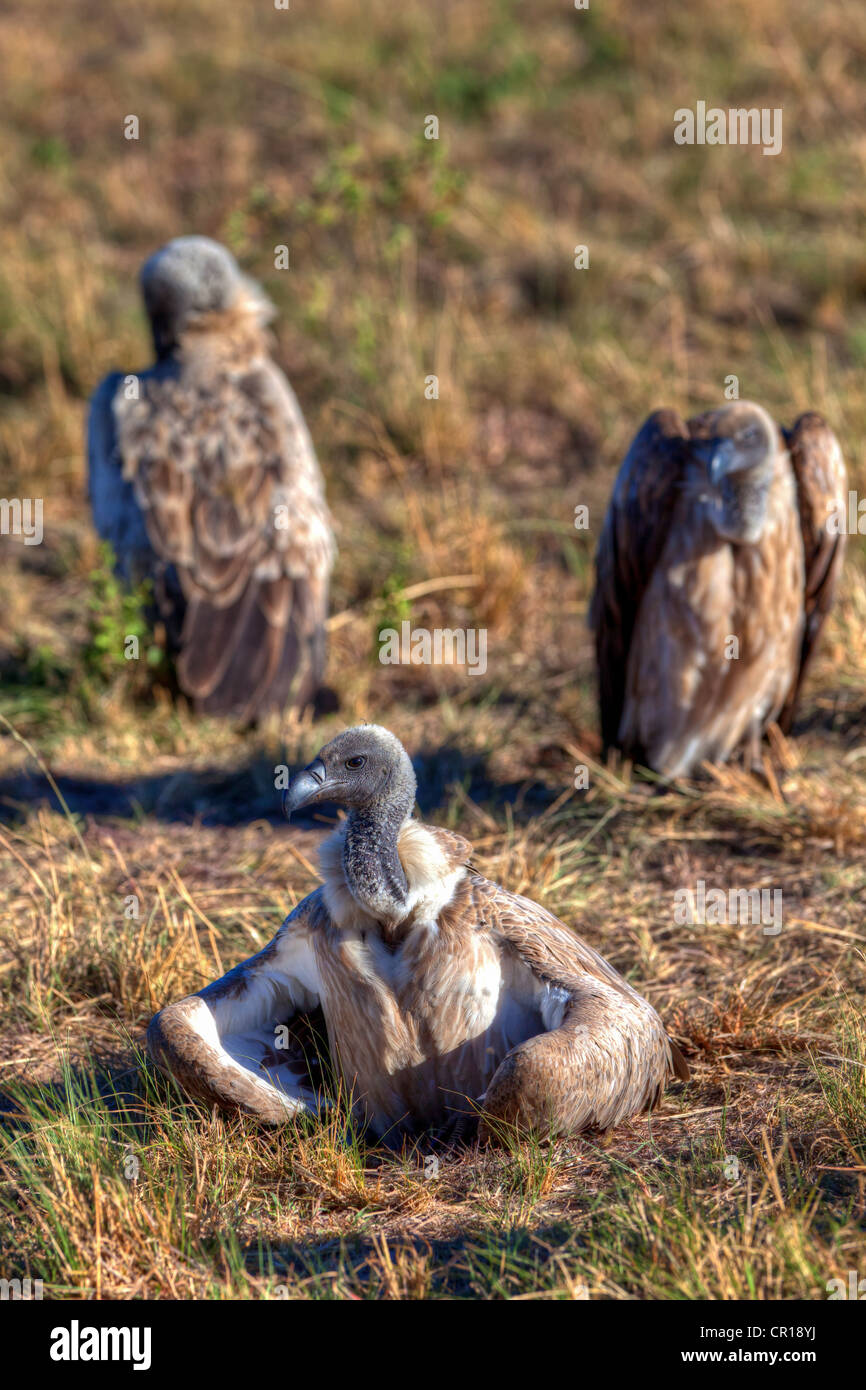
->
[589, 402, 846, 777]
[147, 725, 687, 1143]
[88, 236, 334, 720]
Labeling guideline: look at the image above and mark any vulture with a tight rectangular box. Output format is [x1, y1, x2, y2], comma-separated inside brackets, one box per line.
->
[88, 236, 334, 720]
[147, 724, 688, 1143]
[589, 402, 847, 778]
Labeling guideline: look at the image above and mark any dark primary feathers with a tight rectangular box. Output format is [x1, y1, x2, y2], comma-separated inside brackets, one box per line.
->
[88, 236, 334, 721]
[589, 408, 690, 755]
[589, 402, 846, 776]
[778, 412, 848, 732]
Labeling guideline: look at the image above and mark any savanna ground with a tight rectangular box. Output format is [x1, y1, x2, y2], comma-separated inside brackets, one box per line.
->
[0, 0, 865, 1300]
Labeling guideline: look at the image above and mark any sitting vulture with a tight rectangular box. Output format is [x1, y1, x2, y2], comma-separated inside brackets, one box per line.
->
[147, 725, 688, 1143]
[88, 236, 334, 720]
[589, 402, 847, 777]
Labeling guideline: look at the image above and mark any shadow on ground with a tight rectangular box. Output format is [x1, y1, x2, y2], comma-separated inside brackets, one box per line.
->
[0, 742, 563, 828]
[253, 1221, 585, 1298]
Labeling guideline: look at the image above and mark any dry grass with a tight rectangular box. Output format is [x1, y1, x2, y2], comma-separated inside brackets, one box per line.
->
[0, 0, 865, 1299]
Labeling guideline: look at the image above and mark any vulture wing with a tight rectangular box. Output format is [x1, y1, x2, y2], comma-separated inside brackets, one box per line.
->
[589, 410, 690, 754]
[88, 372, 154, 579]
[475, 877, 687, 1134]
[146, 891, 328, 1122]
[88, 355, 334, 719]
[778, 412, 847, 733]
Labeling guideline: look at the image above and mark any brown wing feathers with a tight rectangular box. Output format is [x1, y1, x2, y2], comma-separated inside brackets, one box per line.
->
[181, 575, 324, 718]
[591, 404, 847, 758]
[589, 409, 689, 753]
[110, 353, 332, 720]
[778, 412, 847, 733]
[469, 875, 687, 1128]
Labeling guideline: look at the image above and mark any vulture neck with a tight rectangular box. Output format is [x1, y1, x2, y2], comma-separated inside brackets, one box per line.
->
[173, 293, 273, 366]
[343, 785, 416, 931]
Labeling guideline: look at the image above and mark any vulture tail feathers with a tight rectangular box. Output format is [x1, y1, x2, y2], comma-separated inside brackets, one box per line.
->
[177, 575, 326, 720]
[668, 1038, 690, 1082]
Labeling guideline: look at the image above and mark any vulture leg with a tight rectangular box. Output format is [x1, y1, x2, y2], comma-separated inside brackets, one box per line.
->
[742, 719, 764, 778]
[146, 920, 327, 1124]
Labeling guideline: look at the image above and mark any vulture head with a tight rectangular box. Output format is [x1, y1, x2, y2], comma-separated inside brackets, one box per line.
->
[691, 401, 780, 544]
[284, 725, 417, 819]
[284, 726, 419, 923]
[140, 235, 273, 358]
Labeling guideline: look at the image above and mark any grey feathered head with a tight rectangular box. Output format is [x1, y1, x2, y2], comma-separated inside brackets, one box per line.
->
[140, 236, 273, 357]
[283, 725, 418, 818]
[690, 401, 781, 544]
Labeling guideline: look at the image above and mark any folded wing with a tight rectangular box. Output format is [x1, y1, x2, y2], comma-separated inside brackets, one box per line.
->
[88, 357, 334, 719]
[589, 410, 690, 754]
[778, 412, 847, 732]
[478, 878, 687, 1134]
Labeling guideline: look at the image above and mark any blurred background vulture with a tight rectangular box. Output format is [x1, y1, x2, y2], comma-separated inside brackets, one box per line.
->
[88, 236, 334, 721]
[590, 401, 847, 778]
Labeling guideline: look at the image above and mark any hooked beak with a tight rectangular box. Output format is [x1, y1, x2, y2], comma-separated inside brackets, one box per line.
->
[282, 758, 328, 819]
[692, 437, 735, 487]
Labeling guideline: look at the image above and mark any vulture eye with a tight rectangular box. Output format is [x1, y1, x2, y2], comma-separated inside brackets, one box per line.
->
[345, 756, 366, 770]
